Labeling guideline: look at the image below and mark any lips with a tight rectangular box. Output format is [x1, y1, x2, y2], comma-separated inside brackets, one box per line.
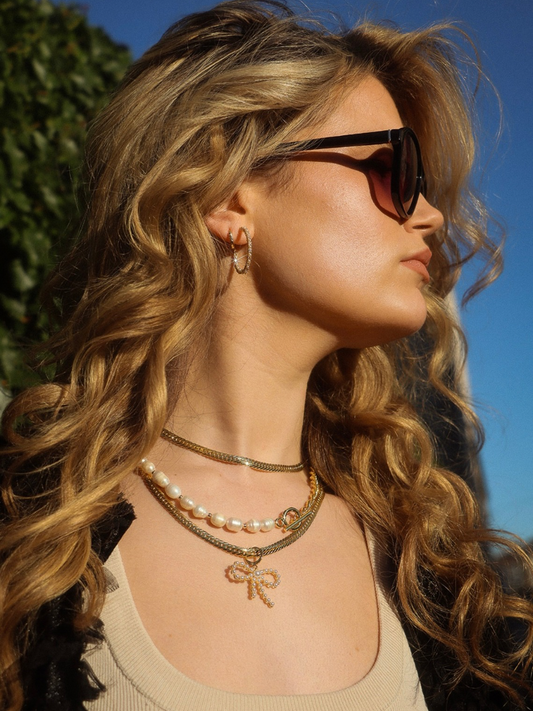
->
[400, 247, 432, 282]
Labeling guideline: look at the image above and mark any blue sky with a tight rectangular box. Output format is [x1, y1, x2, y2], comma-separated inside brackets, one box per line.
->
[79, 0, 533, 540]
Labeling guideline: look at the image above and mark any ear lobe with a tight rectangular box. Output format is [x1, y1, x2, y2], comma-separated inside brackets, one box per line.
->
[204, 191, 251, 245]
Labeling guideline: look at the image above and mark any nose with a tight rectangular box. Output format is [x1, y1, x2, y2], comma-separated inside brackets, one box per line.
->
[403, 195, 444, 238]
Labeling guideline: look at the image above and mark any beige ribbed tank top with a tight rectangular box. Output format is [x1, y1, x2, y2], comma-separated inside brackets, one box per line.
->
[84, 542, 427, 710]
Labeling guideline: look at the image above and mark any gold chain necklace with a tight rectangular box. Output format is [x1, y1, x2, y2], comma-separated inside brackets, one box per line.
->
[161, 428, 304, 472]
[141, 466, 324, 607]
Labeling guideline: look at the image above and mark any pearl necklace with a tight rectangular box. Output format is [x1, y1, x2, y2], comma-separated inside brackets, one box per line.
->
[139, 458, 317, 534]
[139, 459, 325, 607]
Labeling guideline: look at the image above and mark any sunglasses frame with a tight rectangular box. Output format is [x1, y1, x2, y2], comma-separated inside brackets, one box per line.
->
[278, 127, 425, 220]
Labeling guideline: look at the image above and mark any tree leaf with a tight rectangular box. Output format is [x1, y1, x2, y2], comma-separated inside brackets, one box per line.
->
[11, 259, 37, 291]
[31, 57, 47, 84]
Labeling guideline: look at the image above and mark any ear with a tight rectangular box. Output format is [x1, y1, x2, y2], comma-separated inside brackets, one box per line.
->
[205, 189, 253, 246]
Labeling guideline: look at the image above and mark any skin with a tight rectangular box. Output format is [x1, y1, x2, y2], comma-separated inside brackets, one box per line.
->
[119, 76, 444, 695]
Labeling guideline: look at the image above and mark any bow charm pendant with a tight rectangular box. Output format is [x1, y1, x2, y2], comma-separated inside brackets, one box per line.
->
[228, 560, 281, 608]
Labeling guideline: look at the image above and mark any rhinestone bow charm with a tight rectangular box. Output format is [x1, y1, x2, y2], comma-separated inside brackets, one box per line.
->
[228, 560, 281, 608]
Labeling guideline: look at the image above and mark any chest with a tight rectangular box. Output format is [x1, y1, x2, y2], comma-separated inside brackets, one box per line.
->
[118, 491, 379, 695]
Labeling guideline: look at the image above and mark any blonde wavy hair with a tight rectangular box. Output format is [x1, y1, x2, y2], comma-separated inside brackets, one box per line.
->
[1, 1, 532, 707]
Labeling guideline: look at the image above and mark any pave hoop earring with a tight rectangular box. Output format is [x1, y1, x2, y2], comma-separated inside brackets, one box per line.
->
[229, 227, 252, 275]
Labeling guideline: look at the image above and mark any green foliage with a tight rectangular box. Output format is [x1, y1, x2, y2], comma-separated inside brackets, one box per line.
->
[0, 0, 131, 391]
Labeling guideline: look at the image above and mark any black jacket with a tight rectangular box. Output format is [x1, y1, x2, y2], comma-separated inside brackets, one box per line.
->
[13, 500, 531, 711]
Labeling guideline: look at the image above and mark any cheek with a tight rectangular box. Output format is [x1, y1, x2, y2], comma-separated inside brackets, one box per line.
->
[324, 183, 390, 288]
[254, 177, 387, 305]
[251, 169, 428, 344]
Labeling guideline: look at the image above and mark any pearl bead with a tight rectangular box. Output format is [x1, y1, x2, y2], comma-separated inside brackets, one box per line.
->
[165, 483, 181, 499]
[192, 504, 208, 518]
[210, 512, 226, 528]
[260, 518, 275, 532]
[140, 459, 155, 474]
[140, 458, 284, 536]
[245, 519, 261, 533]
[226, 517, 243, 532]
[153, 470, 170, 487]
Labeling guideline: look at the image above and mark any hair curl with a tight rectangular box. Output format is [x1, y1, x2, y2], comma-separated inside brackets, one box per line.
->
[1, 1, 532, 708]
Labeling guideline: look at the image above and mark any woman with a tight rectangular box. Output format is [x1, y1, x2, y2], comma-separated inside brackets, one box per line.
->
[1, 1, 532, 709]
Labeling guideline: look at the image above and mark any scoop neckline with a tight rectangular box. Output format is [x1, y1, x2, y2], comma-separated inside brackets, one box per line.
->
[95, 535, 406, 710]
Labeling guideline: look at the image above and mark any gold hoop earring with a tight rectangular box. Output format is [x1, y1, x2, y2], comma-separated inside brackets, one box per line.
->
[229, 227, 252, 275]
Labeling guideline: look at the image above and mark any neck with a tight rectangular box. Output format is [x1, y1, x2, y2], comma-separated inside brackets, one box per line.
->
[167, 337, 308, 466]
[166, 284, 338, 467]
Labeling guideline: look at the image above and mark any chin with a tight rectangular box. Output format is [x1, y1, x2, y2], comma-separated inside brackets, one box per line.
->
[396, 307, 429, 339]
[395, 318, 427, 341]
[393, 290, 429, 332]
[349, 306, 428, 349]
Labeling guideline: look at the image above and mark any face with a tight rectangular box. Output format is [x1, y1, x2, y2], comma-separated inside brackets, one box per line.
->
[241, 77, 444, 350]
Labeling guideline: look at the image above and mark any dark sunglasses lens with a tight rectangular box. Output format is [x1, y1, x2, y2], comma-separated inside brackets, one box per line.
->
[399, 133, 418, 214]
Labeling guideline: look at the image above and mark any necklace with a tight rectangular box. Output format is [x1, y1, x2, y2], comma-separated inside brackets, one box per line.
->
[161, 428, 304, 472]
[140, 458, 318, 534]
[140, 462, 325, 607]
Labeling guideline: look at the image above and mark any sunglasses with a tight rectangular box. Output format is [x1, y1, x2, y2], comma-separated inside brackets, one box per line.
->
[278, 127, 425, 220]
